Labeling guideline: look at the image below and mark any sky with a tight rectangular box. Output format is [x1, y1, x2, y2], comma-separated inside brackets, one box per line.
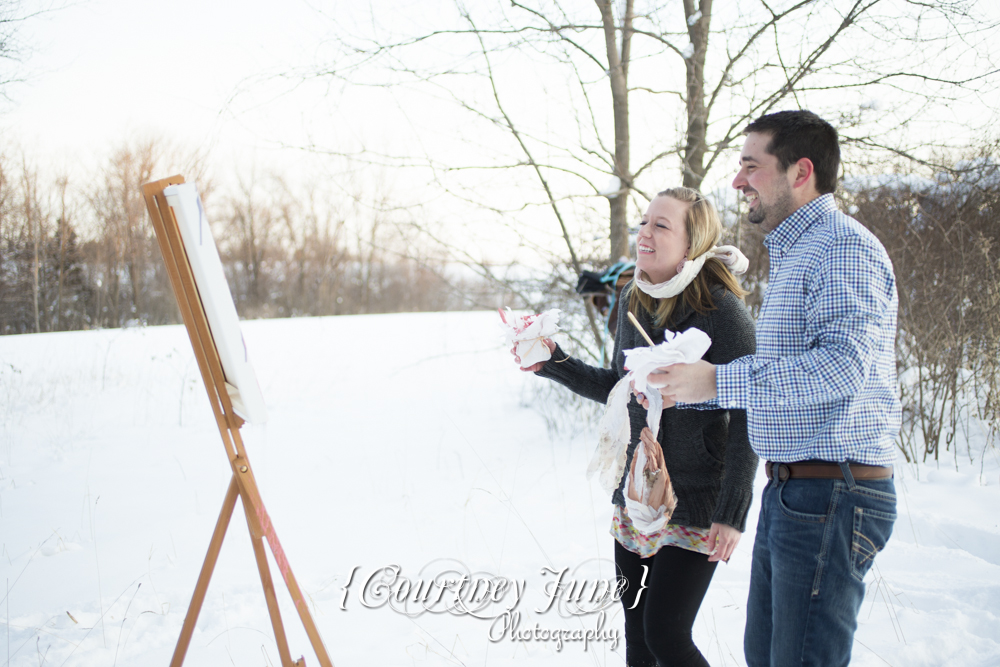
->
[7, 1, 999, 177]
[4, 0, 336, 180]
[1, 0, 574, 264]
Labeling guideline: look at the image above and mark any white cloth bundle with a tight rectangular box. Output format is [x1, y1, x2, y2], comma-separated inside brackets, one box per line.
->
[498, 308, 561, 369]
[588, 328, 711, 531]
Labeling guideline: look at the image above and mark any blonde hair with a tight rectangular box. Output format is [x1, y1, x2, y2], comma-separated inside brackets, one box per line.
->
[629, 187, 748, 328]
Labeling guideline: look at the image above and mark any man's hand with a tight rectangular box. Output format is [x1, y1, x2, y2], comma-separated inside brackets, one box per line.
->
[646, 360, 717, 403]
[512, 338, 556, 372]
[707, 522, 741, 563]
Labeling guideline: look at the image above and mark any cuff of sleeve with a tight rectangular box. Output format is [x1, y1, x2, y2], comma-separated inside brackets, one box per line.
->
[675, 398, 720, 410]
[716, 361, 750, 410]
[534, 344, 574, 382]
[711, 486, 753, 533]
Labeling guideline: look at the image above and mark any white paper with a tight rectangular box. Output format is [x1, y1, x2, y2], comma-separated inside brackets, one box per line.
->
[588, 328, 711, 494]
[498, 308, 561, 369]
[623, 328, 712, 400]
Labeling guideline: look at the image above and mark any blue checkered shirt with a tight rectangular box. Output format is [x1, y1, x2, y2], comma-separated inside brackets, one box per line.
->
[714, 194, 900, 466]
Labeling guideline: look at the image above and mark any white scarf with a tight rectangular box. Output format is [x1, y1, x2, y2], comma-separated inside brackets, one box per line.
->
[635, 245, 749, 298]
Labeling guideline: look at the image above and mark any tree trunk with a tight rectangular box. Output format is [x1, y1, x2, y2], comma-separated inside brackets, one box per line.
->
[54, 179, 69, 330]
[682, 0, 711, 190]
[22, 166, 41, 333]
[597, 0, 633, 263]
[31, 200, 40, 333]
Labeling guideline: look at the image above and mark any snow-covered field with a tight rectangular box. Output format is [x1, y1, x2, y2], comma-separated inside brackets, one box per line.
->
[1, 311, 998, 666]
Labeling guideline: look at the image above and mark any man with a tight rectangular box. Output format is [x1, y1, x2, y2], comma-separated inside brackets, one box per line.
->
[650, 110, 900, 666]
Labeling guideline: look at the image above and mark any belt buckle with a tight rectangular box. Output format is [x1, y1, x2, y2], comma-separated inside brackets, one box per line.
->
[777, 463, 790, 481]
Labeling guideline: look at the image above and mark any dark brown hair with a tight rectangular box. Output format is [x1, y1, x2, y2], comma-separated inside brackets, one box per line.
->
[745, 110, 840, 194]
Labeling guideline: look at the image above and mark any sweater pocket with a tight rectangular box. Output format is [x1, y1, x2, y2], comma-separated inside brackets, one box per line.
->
[696, 432, 725, 471]
[661, 430, 723, 475]
[673, 482, 722, 529]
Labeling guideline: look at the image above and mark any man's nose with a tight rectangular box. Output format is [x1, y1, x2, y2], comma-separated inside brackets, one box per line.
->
[732, 171, 746, 189]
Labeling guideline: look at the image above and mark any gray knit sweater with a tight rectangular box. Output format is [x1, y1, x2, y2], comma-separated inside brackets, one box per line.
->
[537, 282, 758, 531]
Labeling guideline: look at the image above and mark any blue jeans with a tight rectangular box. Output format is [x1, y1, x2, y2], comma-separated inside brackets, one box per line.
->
[744, 464, 896, 667]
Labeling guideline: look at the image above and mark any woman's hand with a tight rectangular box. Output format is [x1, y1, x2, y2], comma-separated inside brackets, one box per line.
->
[512, 338, 556, 372]
[630, 380, 676, 409]
[707, 522, 741, 563]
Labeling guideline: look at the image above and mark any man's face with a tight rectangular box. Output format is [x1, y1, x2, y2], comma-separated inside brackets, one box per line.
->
[732, 132, 796, 233]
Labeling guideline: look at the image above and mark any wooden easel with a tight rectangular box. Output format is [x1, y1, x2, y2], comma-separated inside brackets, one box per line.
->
[142, 175, 334, 667]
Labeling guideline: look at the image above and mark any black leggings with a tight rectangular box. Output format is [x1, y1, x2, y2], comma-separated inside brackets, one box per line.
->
[615, 540, 719, 667]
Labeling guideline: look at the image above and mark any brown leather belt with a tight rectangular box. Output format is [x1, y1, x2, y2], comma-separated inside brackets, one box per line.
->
[765, 461, 893, 481]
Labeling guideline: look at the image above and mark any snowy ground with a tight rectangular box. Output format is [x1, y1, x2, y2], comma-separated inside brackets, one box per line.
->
[1, 311, 998, 667]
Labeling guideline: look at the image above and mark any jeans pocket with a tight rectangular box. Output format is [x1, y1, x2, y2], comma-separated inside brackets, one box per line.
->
[852, 482, 897, 505]
[851, 506, 895, 582]
[776, 480, 830, 523]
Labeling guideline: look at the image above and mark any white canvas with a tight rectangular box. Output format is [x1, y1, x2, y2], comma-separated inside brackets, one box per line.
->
[164, 182, 268, 424]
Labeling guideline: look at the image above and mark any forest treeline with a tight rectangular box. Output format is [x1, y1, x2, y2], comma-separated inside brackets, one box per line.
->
[0, 141, 500, 334]
[2, 140, 997, 464]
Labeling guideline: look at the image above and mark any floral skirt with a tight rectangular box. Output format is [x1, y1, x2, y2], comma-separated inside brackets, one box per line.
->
[611, 504, 712, 558]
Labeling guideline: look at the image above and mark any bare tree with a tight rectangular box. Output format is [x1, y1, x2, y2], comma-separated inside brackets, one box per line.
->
[848, 155, 1000, 466]
[20, 156, 42, 332]
[220, 170, 281, 315]
[0, 140, 488, 335]
[86, 138, 209, 326]
[0, 153, 36, 332]
[272, 176, 349, 316]
[51, 174, 70, 330]
[297, 0, 997, 267]
[260, 0, 995, 363]
[0, 0, 47, 96]
[0, 151, 90, 333]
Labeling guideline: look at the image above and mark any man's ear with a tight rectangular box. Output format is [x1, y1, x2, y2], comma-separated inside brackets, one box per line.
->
[791, 157, 815, 190]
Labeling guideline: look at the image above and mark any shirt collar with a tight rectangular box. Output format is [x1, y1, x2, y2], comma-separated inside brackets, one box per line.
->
[763, 193, 837, 255]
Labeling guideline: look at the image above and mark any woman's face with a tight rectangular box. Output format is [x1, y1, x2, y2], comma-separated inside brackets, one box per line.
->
[635, 196, 690, 284]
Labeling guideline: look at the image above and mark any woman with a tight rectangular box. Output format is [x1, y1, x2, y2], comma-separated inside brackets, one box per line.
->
[524, 187, 757, 667]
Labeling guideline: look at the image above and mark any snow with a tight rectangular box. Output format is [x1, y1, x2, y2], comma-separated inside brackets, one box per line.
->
[687, 11, 702, 26]
[681, 43, 695, 60]
[599, 176, 622, 199]
[841, 173, 936, 193]
[842, 159, 1000, 198]
[1, 311, 999, 666]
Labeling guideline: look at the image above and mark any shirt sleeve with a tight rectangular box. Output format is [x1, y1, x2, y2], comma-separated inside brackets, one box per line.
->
[534, 342, 619, 403]
[717, 232, 896, 411]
